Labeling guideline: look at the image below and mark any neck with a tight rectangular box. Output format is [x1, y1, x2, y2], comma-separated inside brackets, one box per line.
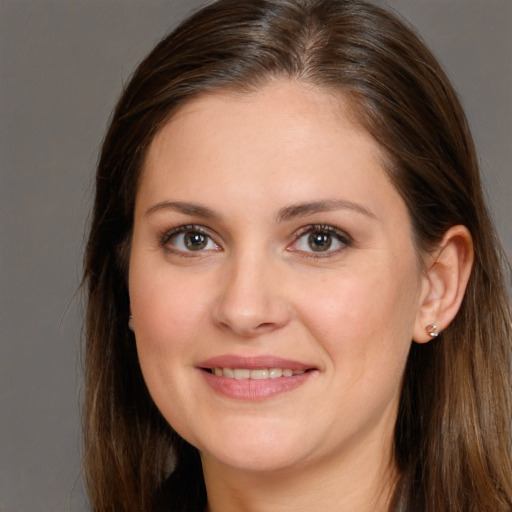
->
[202, 433, 398, 512]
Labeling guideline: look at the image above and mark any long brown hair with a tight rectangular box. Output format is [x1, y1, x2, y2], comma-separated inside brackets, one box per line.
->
[83, 1, 512, 510]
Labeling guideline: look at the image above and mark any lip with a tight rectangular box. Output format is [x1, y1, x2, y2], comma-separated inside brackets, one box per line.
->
[197, 355, 317, 401]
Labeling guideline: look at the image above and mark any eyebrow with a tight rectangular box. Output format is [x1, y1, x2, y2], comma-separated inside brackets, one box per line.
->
[144, 198, 376, 222]
[145, 200, 221, 221]
[276, 199, 376, 222]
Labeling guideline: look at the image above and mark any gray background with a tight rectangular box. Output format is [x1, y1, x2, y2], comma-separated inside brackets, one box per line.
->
[0, 1, 510, 511]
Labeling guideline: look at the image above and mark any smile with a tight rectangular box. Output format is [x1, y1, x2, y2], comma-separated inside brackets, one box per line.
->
[198, 356, 317, 400]
[207, 368, 306, 379]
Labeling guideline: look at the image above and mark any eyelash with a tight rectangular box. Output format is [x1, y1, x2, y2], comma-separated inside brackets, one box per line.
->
[159, 223, 353, 259]
[290, 224, 353, 259]
[160, 224, 219, 257]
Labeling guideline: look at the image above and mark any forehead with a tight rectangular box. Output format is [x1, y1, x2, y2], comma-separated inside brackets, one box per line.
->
[142, 81, 385, 180]
[138, 81, 401, 221]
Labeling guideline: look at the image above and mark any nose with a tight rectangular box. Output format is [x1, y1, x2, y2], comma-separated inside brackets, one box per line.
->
[211, 251, 291, 338]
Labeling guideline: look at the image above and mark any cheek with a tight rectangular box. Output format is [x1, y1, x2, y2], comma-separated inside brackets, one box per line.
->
[295, 261, 419, 378]
[128, 261, 214, 420]
[130, 263, 210, 351]
[129, 265, 213, 436]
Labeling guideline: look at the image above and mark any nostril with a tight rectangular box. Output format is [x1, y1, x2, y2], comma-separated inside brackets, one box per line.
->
[214, 313, 289, 338]
[255, 321, 278, 330]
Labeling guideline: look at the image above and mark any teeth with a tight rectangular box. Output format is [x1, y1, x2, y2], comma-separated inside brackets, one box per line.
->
[223, 368, 235, 378]
[211, 368, 306, 379]
[250, 369, 269, 380]
[234, 369, 250, 380]
[269, 368, 282, 379]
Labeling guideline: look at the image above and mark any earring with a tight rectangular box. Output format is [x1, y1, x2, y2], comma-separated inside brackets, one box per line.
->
[426, 323, 439, 338]
[128, 315, 134, 331]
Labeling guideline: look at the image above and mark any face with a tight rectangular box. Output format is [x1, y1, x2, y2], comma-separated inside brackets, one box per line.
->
[129, 81, 427, 474]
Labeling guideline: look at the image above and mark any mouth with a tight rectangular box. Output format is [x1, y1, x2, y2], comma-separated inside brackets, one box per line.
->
[202, 367, 311, 379]
[198, 356, 318, 400]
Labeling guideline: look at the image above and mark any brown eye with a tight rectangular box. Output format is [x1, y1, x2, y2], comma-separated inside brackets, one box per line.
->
[289, 225, 351, 257]
[165, 227, 219, 253]
[308, 232, 332, 252]
[184, 232, 208, 250]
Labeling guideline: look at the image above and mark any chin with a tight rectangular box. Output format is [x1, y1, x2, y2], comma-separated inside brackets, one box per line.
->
[207, 446, 307, 474]
[194, 422, 315, 473]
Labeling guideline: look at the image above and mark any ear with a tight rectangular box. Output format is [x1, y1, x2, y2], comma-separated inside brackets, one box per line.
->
[413, 225, 474, 344]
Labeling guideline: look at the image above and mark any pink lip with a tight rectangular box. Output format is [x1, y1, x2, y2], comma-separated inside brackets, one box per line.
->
[197, 355, 317, 401]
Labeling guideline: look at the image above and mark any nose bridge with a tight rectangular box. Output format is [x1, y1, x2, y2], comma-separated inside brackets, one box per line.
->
[212, 243, 290, 336]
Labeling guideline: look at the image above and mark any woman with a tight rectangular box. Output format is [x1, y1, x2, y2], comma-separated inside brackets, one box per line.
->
[83, 0, 512, 510]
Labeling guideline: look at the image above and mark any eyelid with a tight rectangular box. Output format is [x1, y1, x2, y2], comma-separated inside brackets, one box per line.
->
[288, 224, 353, 257]
[158, 223, 351, 258]
[293, 223, 350, 238]
[161, 224, 209, 242]
[160, 224, 221, 254]
[293, 224, 352, 242]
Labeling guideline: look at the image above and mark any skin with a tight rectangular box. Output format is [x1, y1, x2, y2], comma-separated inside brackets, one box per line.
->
[128, 81, 472, 511]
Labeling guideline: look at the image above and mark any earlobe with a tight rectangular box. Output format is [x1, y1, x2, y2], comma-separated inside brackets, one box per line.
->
[413, 225, 474, 344]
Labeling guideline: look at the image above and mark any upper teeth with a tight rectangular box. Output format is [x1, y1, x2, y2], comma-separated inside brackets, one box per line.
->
[212, 368, 305, 380]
